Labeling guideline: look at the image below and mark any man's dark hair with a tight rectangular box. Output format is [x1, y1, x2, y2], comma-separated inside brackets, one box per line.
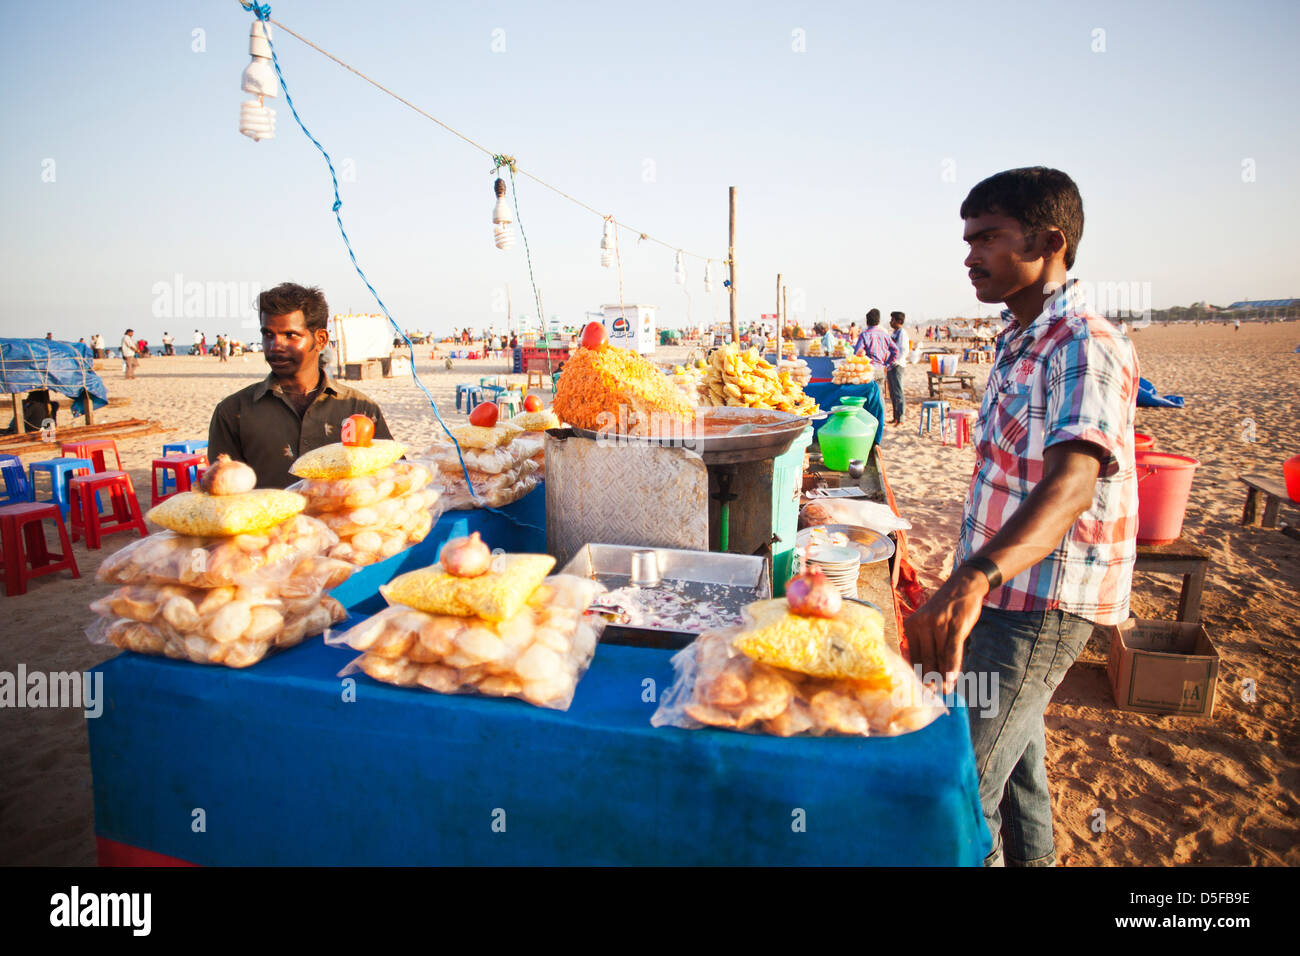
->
[865, 309, 881, 326]
[959, 167, 1084, 270]
[257, 283, 329, 332]
[125, 328, 134, 334]
[891, 311, 905, 323]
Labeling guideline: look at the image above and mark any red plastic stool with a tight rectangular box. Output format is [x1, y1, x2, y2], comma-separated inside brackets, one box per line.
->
[0, 502, 80, 596]
[151, 453, 208, 506]
[61, 439, 123, 473]
[69, 471, 148, 549]
[949, 410, 979, 449]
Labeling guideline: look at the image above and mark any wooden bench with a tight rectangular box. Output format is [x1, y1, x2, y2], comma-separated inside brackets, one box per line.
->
[927, 371, 975, 398]
[1133, 539, 1209, 623]
[1238, 473, 1298, 528]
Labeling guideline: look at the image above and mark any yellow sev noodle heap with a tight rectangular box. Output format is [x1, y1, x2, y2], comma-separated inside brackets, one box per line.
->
[553, 345, 696, 433]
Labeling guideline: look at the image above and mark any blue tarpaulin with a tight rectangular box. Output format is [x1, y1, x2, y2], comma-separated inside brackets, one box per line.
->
[1137, 376, 1185, 409]
[0, 339, 108, 416]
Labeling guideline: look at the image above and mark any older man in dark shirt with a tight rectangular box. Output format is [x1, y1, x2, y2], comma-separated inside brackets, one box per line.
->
[208, 283, 392, 488]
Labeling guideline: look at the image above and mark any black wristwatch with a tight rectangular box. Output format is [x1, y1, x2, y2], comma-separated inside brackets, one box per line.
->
[962, 556, 1003, 590]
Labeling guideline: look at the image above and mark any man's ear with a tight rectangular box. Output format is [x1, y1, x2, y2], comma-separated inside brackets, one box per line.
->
[1041, 228, 1067, 263]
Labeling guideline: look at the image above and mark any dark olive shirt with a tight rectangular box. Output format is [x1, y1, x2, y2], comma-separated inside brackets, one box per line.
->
[208, 370, 393, 489]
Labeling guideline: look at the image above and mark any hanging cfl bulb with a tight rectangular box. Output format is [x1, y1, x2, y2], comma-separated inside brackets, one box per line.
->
[492, 178, 515, 249]
[239, 20, 277, 142]
[675, 250, 687, 286]
[704, 259, 715, 293]
[600, 218, 616, 268]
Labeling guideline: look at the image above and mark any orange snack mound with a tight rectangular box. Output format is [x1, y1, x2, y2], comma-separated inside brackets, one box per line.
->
[553, 345, 697, 433]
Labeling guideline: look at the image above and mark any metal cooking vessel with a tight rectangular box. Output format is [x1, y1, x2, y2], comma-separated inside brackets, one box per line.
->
[568, 406, 815, 465]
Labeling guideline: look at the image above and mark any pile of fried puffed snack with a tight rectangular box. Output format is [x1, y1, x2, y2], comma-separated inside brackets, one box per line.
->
[287, 440, 441, 567]
[329, 532, 606, 710]
[651, 589, 945, 737]
[88, 456, 353, 668]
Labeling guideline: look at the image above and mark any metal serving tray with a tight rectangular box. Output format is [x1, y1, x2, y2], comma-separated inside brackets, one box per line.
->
[561, 543, 771, 650]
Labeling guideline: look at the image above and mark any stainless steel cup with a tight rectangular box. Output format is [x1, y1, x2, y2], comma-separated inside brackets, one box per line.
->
[630, 549, 661, 588]
[848, 459, 865, 479]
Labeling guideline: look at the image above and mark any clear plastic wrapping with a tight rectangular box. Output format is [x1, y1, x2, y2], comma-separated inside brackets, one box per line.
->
[88, 591, 346, 668]
[417, 441, 528, 476]
[330, 574, 606, 710]
[95, 515, 349, 591]
[651, 628, 946, 737]
[288, 461, 432, 512]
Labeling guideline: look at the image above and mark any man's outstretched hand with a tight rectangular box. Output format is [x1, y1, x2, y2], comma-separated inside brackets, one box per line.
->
[904, 566, 989, 693]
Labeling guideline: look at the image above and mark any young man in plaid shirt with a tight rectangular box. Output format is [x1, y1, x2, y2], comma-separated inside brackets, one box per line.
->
[905, 167, 1140, 866]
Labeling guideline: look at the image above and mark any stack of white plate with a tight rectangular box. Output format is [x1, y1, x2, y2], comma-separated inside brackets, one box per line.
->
[802, 543, 861, 598]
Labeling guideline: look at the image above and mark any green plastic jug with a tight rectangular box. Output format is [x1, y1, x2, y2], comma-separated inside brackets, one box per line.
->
[819, 404, 877, 471]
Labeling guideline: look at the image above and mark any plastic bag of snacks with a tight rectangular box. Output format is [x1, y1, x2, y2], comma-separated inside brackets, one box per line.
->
[507, 409, 560, 432]
[288, 461, 432, 512]
[88, 593, 346, 668]
[448, 422, 524, 450]
[417, 441, 527, 476]
[733, 598, 890, 680]
[96, 515, 350, 591]
[331, 574, 606, 710]
[321, 487, 441, 567]
[651, 627, 945, 737]
[380, 552, 555, 622]
[437, 471, 539, 511]
[288, 440, 407, 479]
[147, 489, 307, 537]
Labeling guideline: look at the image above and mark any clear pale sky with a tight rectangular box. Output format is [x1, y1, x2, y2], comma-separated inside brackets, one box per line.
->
[2, 0, 1297, 343]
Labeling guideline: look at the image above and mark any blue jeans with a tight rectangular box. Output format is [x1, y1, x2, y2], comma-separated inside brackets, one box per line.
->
[886, 364, 905, 422]
[962, 606, 1094, 866]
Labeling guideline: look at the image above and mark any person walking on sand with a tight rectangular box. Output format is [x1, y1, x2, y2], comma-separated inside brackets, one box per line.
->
[852, 309, 900, 369]
[886, 311, 909, 425]
[218, 334, 229, 363]
[193, 329, 202, 356]
[162, 331, 174, 356]
[120, 328, 139, 379]
[905, 167, 1139, 868]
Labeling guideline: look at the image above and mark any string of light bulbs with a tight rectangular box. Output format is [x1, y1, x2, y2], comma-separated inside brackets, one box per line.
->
[237, 2, 724, 273]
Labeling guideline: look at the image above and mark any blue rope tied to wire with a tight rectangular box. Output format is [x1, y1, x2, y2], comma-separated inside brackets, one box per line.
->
[244, 2, 544, 535]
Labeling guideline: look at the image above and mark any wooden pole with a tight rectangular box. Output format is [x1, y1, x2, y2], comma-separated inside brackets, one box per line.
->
[776, 273, 783, 331]
[728, 186, 738, 343]
[783, 287, 789, 331]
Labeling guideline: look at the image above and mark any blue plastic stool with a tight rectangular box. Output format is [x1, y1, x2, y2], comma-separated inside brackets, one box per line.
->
[0, 454, 31, 504]
[28, 457, 93, 519]
[455, 384, 475, 411]
[919, 400, 949, 438]
[161, 440, 209, 495]
[462, 387, 485, 411]
[163, 440, 208, 456]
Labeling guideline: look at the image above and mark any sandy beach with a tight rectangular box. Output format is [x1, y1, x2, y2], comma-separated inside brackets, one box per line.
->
[1, 322, 1297, 866]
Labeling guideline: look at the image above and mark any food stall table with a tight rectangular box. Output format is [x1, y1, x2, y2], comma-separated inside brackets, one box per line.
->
[87, 638, 991, 866]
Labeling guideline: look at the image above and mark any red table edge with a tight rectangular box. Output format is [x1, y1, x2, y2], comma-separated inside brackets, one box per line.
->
[96, 836, 198, 867]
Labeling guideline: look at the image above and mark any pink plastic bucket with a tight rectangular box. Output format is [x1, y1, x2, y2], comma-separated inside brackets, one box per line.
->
[1134, 451, 1199, 545]
[1133, 432, 1155, 452]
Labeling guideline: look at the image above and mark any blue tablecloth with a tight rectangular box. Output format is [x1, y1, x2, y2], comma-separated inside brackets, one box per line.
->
[86, 637, 990, 865]
[804, 382, 887, 446]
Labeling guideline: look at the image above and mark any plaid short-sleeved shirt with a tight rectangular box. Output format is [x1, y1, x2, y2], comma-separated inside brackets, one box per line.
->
[956, 280, 1141, 625]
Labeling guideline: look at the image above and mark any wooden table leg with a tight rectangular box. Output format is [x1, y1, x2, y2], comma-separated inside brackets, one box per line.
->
[1177, 563, 1207, 623]
[1241, 486, 1259, 525]
[82, 388, 94, 426]
[1262, 494, 1280, 529]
